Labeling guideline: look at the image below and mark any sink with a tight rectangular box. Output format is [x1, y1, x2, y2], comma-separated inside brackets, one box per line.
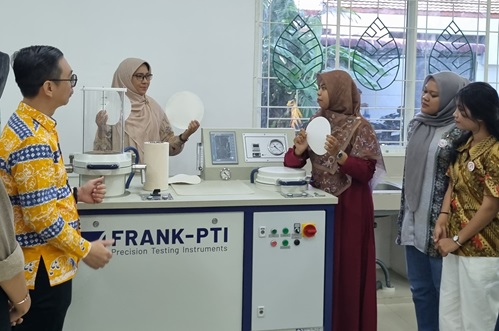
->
[373, 181, 402, 214]
[374, 182, 402, 191]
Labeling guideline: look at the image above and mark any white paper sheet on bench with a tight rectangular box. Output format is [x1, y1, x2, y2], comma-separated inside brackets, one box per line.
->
[171, 180, 254, 196]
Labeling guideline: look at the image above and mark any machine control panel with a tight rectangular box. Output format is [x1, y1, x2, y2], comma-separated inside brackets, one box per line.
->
[252, 211, 325, 330]
[242, 133, 289, 162]
[200, 128, 295, 181]
[258, 222, 317, 249]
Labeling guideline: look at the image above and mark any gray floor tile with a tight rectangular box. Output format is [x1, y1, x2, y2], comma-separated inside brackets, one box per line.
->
[377, 269, 417, 330]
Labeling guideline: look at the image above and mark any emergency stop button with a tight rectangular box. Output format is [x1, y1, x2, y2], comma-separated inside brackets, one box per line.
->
[302, 223, 317, 238]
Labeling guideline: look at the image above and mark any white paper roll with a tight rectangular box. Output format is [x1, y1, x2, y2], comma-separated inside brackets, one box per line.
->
[143, 142, 169, 191]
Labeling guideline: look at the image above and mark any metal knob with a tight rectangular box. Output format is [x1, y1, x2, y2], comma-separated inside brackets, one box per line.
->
[64, 154, 74, 173]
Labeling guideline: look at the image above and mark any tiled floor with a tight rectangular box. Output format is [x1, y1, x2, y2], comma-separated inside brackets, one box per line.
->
[377, 269, 418, 330]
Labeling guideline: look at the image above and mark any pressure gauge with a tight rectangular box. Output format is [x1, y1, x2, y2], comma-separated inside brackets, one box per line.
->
[268, 139, 285, 156]
[220, 168, 231, 180]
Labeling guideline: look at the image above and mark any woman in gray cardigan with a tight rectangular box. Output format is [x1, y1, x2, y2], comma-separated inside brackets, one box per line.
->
[396, 71, 469, 331]
[0, 181, 30, 328]
[0, 50, 30, 329]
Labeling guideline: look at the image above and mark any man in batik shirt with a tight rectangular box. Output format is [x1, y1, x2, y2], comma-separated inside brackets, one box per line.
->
[0, 45, 114, 331]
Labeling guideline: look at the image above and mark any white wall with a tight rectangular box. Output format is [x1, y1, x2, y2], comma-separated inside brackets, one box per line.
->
[0, 0, 256, 175]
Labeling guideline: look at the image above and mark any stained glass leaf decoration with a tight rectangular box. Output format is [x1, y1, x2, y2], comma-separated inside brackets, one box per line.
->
[272, 15, 324, 89]
[428, 21, 474, 80]
[352, 18, 400, 91]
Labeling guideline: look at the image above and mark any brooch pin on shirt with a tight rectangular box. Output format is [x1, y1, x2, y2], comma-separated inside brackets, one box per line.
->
[467, 161, 475, 172]
[438, 139, 448, 148]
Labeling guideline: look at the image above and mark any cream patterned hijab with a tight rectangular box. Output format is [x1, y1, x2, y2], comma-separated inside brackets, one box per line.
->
[112, 58, 165, 158]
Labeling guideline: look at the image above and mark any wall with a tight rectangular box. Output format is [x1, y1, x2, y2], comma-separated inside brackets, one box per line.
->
[0, 0, 256, 175]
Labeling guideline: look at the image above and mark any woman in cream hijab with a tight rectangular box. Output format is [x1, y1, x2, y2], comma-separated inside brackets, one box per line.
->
[94, 58, 199, 162]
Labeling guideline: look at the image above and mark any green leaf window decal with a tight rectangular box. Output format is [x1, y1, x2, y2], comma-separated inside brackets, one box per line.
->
[352, 18, 400, 91]
[272, 15, 324, 89]
[428, 21, 474, 80]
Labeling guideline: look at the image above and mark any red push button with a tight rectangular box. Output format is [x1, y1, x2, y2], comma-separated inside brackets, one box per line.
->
[270, 240, 278, 247]
[302, 224, 317, 238]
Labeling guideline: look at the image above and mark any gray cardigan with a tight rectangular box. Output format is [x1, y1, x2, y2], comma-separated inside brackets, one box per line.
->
[0, 181, 24, 282]
[396, 123, 464, 257]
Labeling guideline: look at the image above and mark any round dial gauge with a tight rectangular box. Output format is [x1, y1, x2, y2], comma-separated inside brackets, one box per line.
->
[220, 168, 231, 180]
[268, 139, 285, 156]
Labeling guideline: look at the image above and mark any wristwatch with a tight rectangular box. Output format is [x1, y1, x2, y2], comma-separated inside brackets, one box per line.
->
[453, 235, 463, 247]
[337, 150, 344, 160]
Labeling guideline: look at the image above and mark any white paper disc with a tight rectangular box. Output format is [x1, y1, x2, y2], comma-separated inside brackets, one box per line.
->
[98, 91, 131, 126]
[306, 116, 331, 155]
[164, 91, 204, 129]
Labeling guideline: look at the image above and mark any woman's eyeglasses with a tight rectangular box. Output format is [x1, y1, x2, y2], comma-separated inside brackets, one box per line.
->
[133, 73, 153, 82]
[49, 73, 78, 87]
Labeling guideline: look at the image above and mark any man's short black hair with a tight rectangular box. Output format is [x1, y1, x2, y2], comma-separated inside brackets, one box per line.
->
[12, 45, 64, 98]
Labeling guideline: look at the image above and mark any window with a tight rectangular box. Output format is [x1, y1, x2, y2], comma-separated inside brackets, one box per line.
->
[255, 0, 498, 147]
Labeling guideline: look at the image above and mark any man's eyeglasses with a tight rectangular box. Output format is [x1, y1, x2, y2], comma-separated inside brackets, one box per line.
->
[49, 73, 78, 88]
[133, 73, 153, 82]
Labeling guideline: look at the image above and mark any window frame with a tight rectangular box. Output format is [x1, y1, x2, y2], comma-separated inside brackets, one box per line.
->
[254, 0, 497, 152]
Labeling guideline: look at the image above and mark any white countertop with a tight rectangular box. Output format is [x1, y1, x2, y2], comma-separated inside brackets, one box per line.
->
[72, 176, 401, 212]
[75, 179, 338, 210]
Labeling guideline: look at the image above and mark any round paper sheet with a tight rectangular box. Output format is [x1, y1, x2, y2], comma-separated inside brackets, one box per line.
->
[306, 117, 330, 155]
[164, 91, 204, 129]
[105, 96, 131, 125]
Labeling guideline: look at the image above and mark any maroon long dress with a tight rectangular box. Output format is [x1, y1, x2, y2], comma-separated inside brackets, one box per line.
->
[284, 149, 377, 331]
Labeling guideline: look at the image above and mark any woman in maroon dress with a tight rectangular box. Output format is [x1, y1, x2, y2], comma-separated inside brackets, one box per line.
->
[284, 70, 385, 331]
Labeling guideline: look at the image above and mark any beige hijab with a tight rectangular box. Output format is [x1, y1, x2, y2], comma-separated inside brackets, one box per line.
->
[309, 70, 385, 196]
[112, 58, 166, 159]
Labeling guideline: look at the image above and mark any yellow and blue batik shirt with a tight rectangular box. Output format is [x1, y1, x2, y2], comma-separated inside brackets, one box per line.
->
[448, 135, 499, 257]
[0, 102, 91, 288]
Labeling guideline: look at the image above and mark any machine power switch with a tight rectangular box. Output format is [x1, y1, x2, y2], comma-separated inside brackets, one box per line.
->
[302, 223, 317, 238]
